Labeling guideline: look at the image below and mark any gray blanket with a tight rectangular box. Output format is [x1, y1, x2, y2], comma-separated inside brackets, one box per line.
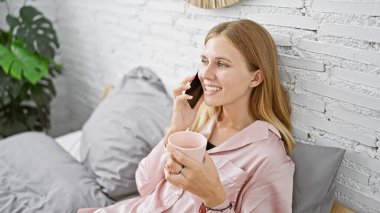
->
[0, 132, 112, 213]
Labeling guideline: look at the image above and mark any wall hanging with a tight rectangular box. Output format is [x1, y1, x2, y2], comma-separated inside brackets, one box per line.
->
[187, 0, 240, 9]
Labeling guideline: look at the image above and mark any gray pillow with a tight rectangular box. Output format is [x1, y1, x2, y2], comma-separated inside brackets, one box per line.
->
[0, 132, 112, 213]
[292, 142, 346, 213]
[80, 67, 172, 201]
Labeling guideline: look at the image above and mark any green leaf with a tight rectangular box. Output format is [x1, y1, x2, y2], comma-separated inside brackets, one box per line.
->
[10, 60, 22, 79]
[35, 37, 54, 58]
[14, 6, 59, 60]
[20, 6, 41, 25]
[6, 15, 21, 30]
[0, 42, 49, 84]
[16, 27, 27, 41]
[0, 48, 13, 73]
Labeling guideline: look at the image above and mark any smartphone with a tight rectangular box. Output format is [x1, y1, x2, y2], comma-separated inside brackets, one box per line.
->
[185, 72, 203, 108]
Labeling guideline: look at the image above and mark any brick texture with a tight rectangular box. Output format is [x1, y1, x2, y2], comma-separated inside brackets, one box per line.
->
[300, 78, 380, 111]
[279, 54, 325, 71]
[299, 39, 380, 67]
[292, 111, 377, 147]
[247, 14, 319, 30]
[320, 23, 380, 43]
[290, 92, 325, 112]
[243, 0, 304, 8]
[312, 0, 380, 16]
[332, 67, 380, 89]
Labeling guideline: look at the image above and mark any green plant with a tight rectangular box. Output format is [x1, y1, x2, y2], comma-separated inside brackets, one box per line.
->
[0, 1, 62, 138]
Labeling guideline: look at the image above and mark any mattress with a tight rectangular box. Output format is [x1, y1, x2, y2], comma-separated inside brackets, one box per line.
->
[55, 130, 82, 162]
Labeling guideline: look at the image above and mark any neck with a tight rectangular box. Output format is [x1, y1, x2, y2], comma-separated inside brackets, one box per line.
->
[218, 105, 255, 131]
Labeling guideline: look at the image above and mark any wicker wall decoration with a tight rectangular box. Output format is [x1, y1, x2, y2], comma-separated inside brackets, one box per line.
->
[187, 0, 240, 9]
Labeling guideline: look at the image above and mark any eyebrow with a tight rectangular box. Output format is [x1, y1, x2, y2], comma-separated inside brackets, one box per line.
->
[201, 55, 232, 63]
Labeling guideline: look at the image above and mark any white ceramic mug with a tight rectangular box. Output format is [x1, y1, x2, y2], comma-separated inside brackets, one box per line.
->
[160, 131, 207, 168]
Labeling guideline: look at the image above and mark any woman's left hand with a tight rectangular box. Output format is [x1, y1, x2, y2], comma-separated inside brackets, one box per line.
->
[163, 144, 227, 208]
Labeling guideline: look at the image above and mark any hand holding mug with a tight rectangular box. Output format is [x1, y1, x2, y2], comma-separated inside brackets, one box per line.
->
[161, 131, 207, 174]
[162, 132, 227, 208]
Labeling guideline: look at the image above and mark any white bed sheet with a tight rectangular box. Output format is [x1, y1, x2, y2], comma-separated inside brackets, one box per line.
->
[55, 130, 82, 162]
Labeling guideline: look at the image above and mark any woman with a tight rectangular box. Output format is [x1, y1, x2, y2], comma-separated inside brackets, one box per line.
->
[79, 19, 296, 213]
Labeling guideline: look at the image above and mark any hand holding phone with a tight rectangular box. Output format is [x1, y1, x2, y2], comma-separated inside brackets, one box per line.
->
[185, 73, 203, 108]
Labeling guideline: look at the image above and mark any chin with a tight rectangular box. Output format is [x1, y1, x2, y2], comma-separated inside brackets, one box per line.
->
[204, 99, 222, 107]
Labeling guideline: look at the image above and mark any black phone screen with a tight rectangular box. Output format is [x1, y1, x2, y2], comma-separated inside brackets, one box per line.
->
[185, 73, 203, 108]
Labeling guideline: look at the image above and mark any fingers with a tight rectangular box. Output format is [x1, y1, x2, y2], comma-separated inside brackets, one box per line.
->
[164, 166, 186, 187]
[174, 94, 193, 103]
[173, 84, 191, 98]
[172, 74, 195, 98]
[181, 74, 195, 84]
[164, 155, 183, 174]
[166, 144, 198, 169]
[163, 155, 187, 188]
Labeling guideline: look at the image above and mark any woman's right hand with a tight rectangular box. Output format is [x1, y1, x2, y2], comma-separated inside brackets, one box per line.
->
[168, 74, 204, 133]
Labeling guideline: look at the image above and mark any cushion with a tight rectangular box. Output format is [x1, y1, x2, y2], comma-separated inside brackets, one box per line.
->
[292, 142, 346, 213]
[0, 132, 112, 212]
[80, 67, 172, 201]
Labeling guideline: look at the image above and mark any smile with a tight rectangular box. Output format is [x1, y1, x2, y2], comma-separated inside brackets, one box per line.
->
[205, 86, 222, 92]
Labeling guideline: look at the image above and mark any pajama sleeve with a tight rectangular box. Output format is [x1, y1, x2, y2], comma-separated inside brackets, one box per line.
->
[135, 140, 166, 196]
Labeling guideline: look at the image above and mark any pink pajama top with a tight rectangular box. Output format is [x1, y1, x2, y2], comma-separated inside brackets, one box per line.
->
[79, 115, 295, 213]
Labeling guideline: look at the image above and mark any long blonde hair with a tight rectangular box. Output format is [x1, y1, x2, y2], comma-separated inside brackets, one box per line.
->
[189, 19, 296, 155]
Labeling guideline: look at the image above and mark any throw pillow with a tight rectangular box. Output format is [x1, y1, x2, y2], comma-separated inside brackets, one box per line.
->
[292, 142, 346, 213]
[80, 67, 172, 201]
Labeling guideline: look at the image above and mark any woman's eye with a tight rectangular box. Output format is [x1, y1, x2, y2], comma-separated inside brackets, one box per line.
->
[201, 59, 208, 65]
[218, 62, 227, 68]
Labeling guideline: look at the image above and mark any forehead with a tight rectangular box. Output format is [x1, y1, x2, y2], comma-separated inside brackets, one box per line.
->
[202, 36, 244, 62]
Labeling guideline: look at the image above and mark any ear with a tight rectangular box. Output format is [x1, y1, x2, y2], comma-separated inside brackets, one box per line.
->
[249, 69, 263, 88]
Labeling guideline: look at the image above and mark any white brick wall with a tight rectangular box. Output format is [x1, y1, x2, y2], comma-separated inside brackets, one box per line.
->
[312, 0, 380, 16]
[2, 0, 380, 212]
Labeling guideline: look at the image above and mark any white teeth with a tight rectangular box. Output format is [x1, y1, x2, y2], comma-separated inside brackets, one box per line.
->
[205, 86, 221, 92]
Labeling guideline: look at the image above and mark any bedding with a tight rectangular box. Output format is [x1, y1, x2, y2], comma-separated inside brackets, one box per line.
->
[0, 132, 112, 213]
[55, 130, 82, 162]
[79, 66, 173, 202]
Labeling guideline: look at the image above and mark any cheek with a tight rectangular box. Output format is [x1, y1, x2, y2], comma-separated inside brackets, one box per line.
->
[198, 68, 206, 80]
[198, 71, 204, 81]
[224, 75, 250, 93]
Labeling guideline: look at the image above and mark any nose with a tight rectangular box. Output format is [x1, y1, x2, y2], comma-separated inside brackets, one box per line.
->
[199, 63, 215, 81]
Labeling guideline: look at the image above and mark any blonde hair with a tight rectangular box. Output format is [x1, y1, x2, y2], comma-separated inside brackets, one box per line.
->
[189, 19, 296, 155]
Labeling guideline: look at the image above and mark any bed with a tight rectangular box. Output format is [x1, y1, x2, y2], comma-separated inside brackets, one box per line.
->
[55, 130, 82, 162]
[0, 67, 353, 213]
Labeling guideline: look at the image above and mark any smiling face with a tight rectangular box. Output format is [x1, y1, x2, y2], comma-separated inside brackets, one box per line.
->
[199, 35, 257, 109]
